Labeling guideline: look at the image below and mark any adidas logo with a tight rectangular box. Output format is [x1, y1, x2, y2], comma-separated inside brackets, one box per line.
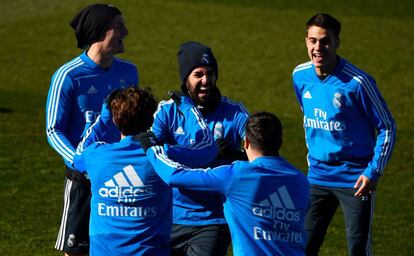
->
[99, 165, 152, 198]
[87, 85, 98, 94]
[174, 126, 185, 135]
[260, 185, 295, 209]
[252, 185, 300, 222]
[105, 165, 144, 187]
[303, 91, 312, 99]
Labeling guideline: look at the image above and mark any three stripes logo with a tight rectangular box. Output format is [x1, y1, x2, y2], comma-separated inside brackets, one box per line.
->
[87, 85, 98, 94]
[174, 126, 185, 135]
[252, 185, 300, 222]
[98, 165, 152, 199]
[259, 185, 295, 209]
[105, 165, 144, 187]
[303, 90, 312, 99]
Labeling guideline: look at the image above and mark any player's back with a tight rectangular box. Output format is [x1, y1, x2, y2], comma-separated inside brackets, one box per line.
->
[224, 156, 309, 256]
[76, 136, 171, 256]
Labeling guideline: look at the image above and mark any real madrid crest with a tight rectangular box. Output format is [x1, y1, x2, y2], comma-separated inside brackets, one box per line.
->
[120, 79, 127, 88]
[333, 92, 345, 108]
[67, 234, 77, 248]
[201, 53, 210, 64]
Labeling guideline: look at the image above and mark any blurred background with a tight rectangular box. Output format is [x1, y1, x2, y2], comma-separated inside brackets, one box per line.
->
[0, 0, 412, 254]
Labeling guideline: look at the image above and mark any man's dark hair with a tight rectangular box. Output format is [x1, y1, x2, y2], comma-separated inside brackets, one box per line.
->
[306, 13, 341, 39]
[245, 112, 282, 155]
[109, 87, 157, 136]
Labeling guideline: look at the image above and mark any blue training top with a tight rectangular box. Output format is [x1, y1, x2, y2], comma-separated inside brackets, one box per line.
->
[292, 57, 396, 187]
[73, 136, 171, 256]
[151, 95, 249, 225]
[146, 146, 310, 256]
[73, 96, 217, 255]
[46, 51, 138, 167]
[73, 101, 177, 256]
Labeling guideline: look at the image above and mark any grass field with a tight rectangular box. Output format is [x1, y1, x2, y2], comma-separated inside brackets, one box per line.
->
[0, 0, 413, 255]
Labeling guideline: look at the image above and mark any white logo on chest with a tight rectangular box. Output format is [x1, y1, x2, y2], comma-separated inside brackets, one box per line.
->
[333, 93, 344, 108]
[174, 126, 185, 135]
[87, 85, 98, 94]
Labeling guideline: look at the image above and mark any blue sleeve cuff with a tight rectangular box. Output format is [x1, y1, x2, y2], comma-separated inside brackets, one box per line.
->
[362, 168, 381, 181]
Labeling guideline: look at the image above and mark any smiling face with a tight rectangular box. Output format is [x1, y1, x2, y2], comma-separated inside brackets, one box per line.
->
[101, 15, 128, 55]
[306, 25, 339, 76]
[185, 66, 217, 105]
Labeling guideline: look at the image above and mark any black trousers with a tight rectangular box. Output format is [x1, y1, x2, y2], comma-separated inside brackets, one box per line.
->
[305, 185, 375, 256]
[55, 171, 91, 253]
[170, 224, 231, 256]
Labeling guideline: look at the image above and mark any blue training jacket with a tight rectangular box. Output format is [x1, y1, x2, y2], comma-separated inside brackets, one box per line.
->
[151, 95, 249, 225]
[74, 136, 172, 256]
[73, 96, 217, 255]
[292, 57, 396, 187]
[46, 51, 138, 167]
[73, 103, 169, 255]
[146, 146, 310, 256]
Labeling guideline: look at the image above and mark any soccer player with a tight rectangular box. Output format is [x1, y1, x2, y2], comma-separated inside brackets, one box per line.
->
[74, 87, 216, 255]
[292, 13, 396, 255]
[45, 4, 138, 255]
[72, 88, 169, 255]
[138, 112, 310, 256]
[151, 41, 249, 255]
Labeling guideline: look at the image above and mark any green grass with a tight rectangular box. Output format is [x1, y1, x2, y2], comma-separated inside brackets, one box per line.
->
[0, 0, 413, 255]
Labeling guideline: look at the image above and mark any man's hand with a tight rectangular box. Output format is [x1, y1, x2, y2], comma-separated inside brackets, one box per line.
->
[354, 175, 376, 197]
[135, 131, 158, 153]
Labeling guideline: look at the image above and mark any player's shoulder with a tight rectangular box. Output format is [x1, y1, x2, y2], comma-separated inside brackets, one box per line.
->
[226, 161, 253, 176]
[232, 160, 250, 168]
[153, 99, 175, 118]
[157, 98, 175, 109]
[79, 141, 108, 158]
[84, 141, 108, 152]
[113, 57, 138, 70]
[52, 55, 87, 80]
[225, 161, 256, 182]
[278, 159, 308, 186]
[339, 58, 376, 85]
[220, 96, 249, 115]
[292, 61, 313, 76]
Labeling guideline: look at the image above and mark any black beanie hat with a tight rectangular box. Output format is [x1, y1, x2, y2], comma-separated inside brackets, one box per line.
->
[70, 4, 122, 49]
[177, 41, 218, 85]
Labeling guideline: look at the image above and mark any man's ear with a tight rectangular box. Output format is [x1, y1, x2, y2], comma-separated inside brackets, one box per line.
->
[112, 117, 118, 128]
[244, 136, 250, 151]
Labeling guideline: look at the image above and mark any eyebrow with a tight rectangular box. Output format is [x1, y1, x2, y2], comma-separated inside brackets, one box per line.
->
[307, 36, 331, 41]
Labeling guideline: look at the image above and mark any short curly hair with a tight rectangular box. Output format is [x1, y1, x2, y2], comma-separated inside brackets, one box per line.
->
[109, 87, 157, 136]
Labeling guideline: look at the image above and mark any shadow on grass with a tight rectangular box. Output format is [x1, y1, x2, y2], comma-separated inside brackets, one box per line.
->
[0, 108, 14, 113]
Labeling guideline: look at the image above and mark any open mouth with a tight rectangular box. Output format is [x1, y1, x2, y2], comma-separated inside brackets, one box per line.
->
[312, 53, 325, 63]
[198, 87, 210, 97]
